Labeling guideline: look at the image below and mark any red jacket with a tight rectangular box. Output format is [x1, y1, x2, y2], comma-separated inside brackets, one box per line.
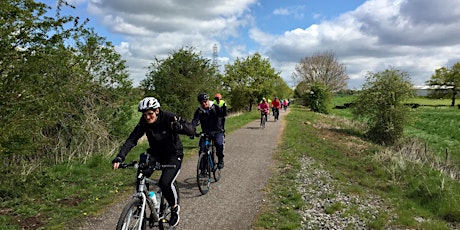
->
[271, 99, 281, 108]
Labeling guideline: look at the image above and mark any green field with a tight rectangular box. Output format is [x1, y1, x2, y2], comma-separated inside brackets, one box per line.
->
[331, 96, 460, 163]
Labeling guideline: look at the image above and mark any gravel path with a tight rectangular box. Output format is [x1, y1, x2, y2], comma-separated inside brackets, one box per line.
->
[78, 110, 287, 230]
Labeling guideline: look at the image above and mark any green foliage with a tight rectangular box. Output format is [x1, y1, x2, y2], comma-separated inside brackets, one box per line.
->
[352, 69, 415, 145]
[141, 47, 221, 120]
[426, 62, 460, 106]
[304, 82, 333, 114]
[0, 0, 134, 179]
[223, 53, 284, 111]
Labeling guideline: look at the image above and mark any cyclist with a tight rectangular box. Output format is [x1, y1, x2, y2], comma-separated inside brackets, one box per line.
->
[283, 99, 288, 111]
[212, 93, 228, 132]
[271, 96, 281, 120]
[112, 97, 194, 227]
[192, 93, 227, 169]
[257, 98, 270, 126]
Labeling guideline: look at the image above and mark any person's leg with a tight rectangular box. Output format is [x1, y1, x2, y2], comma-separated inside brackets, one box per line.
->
[158, 157, 181, 207]
[214, 133, 225, 168]
[199, 137, 206, 153]
[158, 157, 182, 226]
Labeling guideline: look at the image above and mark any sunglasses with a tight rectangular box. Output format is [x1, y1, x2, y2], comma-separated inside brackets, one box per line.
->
[200, 100, 208, 104]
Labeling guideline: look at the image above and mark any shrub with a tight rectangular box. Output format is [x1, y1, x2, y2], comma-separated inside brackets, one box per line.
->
[304, 82, 333, 114]
[352, 69, 414, 145]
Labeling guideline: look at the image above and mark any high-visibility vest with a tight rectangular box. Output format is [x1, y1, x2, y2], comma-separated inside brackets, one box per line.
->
[213, 99, 226, 107]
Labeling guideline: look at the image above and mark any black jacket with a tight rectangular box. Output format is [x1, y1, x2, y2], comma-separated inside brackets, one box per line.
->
[191, 102, 226, 133]
[117, 110, 194, 161]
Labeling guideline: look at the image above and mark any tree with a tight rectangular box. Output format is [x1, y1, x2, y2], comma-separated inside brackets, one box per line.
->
[223, 53, 281, 111]
[141, 47, 221, 120]
[352, 69, 414, 145]
[0, 0, 134, 169]
[292, 50, 349, 93]
[426, 62, 460, 106]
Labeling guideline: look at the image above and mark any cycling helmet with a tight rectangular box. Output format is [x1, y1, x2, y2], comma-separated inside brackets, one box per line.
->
[197, 93, 209, 102]
[214, 93, 222, 100]
[262, 97, 266, 101]
[138, 97, 160, 112]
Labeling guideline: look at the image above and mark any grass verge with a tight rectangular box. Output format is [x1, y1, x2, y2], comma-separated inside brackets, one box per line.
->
[254, 105, 460, 229]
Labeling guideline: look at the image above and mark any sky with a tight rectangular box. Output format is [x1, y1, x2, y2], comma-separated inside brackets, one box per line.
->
[50, 0, 460, 89]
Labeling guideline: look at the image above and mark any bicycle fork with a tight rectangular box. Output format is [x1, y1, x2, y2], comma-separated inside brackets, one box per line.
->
[137, 192, 148, 230]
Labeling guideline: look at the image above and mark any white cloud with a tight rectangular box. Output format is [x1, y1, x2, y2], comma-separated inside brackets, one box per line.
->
[261, 0, 460, 88]
[85, 0, 460, 89]
[273, 8, 289, 16]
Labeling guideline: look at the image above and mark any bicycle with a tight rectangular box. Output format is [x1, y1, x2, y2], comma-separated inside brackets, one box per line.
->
[116, 153, 178, 230]
[195, 131, 222, 195]
[259, 109, 268, 129]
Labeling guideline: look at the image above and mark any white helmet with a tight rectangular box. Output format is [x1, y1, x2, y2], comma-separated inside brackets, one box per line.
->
[138, 97, 160, 112]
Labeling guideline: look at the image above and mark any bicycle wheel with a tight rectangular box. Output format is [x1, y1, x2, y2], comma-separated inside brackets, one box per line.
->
[196, 152, 211, 195]
[116, 198, 147, 230]
[212, 151, 221, 182]
[261, 114, 266, 129]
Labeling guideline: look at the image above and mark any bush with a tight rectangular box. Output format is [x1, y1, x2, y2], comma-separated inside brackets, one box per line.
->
[304, 82, 333, 114]
[352, 69, 414, 145]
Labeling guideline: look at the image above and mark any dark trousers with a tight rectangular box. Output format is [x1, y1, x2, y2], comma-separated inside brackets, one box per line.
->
[199, 132, 225, 158]
[157, 157, 182, 206]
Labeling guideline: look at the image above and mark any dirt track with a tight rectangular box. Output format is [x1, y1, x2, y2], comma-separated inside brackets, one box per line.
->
[79, 110, 288, 230]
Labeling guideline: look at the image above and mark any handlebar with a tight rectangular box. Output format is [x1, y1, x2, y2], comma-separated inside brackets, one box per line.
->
[190, 131, 221, 139]
[119, 160, 176, 170]
[195, 131, 221, 137]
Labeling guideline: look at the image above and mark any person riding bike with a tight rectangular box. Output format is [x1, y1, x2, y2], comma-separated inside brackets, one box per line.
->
[257, 98, 270, 126]
[111, 97, 194, 227]
[192, 93, 227, 169]
[212, 93, 228, 132]
[271, 96, 281, 120]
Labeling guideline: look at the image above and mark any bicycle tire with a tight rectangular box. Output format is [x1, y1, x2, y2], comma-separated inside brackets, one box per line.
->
[116, 198, 147, 230]
[196, 152, 211, 195]
[212, 151, 221, 182]
[261, 114, 266, 129]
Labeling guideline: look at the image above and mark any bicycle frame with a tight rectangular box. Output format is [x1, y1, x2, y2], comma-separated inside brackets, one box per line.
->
[204, 137, 216, 169]
[117, 158, 175, 230]
[195, 132, 221, 195]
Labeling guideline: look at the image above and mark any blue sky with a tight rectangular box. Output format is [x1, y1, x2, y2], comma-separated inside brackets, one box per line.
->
[49, 0, 460, 89]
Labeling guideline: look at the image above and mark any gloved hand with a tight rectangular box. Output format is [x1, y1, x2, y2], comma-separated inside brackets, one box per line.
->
[112, 156, 123, 170]
[171, 121, 183, 132]
[112, 156, 123, 164]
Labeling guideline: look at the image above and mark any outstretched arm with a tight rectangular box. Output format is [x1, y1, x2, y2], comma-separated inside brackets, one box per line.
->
[171, 116, 196, 136]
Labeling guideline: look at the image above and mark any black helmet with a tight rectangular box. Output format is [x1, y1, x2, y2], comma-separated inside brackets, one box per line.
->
[197, 93, 209, 102]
